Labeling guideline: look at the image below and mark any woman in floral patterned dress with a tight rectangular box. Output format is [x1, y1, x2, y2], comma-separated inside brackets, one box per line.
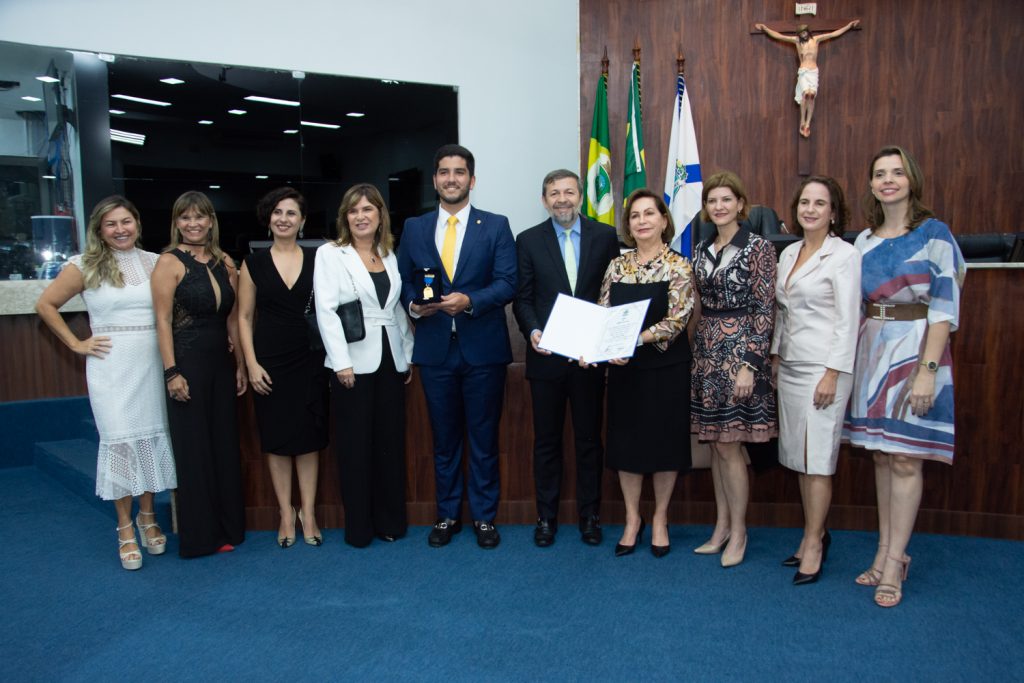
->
[690, 171, 777, 568]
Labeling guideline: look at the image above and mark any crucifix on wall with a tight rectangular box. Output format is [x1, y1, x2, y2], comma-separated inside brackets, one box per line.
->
[753, 9, 860, 140]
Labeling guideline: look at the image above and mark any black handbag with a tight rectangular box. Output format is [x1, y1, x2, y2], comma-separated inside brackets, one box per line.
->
[337, 265, 366, 342]
[306, 263, 367, 347]
[337, 298, 365, 342]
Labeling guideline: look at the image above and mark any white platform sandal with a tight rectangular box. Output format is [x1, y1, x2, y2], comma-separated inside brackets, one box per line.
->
[117, 523, 143, 570]
[136, 511, 167, 555]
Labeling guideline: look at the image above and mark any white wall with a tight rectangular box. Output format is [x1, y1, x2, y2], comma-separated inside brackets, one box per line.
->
[0, 0, 580, 232]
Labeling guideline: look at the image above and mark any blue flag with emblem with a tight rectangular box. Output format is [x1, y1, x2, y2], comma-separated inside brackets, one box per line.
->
[664, 70, 702, 258]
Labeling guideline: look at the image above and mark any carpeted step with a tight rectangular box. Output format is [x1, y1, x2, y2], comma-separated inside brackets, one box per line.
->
[34, 439, 172, 528]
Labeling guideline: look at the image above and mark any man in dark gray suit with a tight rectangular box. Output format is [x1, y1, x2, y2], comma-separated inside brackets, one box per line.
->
[513, 169, 621, 547]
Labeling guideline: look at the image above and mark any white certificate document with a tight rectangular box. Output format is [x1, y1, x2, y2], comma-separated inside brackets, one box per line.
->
[538, 293, 651, 363]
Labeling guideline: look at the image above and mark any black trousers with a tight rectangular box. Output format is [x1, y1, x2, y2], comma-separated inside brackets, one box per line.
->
[528, 364, 605, 521]
[330, 333, 407, 547]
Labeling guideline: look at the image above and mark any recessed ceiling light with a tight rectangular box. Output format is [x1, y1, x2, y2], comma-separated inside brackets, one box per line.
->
[160, 77, 185, 85]
[42, 175, 57, 180]
[36, 75, 60, 83]
[198, 120, 214, 125]
[300, 120, 340, 129]
[109, 109, 125, 115]
[110, 129, 146, 146]
[244, 95, 300, 107]
[228, 109, 247, 115]
[346, 112, 365, 118]
[283, 129, 299, 134]
[255, 175, 269, 179]
[112, 94, 171, 107]
[21, 96, 42, 102]
[209, 185, 221, 189]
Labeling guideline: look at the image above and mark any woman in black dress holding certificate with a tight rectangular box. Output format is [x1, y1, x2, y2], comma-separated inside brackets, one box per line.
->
[597, 189, 695, 558]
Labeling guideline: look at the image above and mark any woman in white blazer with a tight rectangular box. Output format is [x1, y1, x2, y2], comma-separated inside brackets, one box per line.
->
[770, 175, 861, 585]
[314, 183, 414, 547]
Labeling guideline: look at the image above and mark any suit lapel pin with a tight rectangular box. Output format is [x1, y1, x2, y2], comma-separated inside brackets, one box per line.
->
[476, 219, 481, 224]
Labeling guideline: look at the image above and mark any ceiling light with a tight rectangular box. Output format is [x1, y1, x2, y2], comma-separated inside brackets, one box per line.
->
[112, 94, 171, 107]
[244, 95, 300, 107]
[228, 109, 247, 115]
[198, 120, 214, 125]
[346, 112, 365, 118]
[160, 78, 185, 85]
[209, 185, 221, 189]
[21, 96, 42, 102]
[36, 75, 60, 83]
[109, 109, 125, 115]
[110, 129, 146, 146]
[300, 120, 340, 129]
[283, 129, 298, 134]
[380, 79, 400, 85]
[42, 175, 57, 180]
[255, 175, 269, 179]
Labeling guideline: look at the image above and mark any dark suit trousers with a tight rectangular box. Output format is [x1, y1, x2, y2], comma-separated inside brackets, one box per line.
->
[419, 337, 506, 522]
[330, 334, 408, 547]
[529, 364, 605, 520]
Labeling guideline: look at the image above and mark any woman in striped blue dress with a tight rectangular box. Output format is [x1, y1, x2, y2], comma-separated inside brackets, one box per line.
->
[844, 146, 965, 608]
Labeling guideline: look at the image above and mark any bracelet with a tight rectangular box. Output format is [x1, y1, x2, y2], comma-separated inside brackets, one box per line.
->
[164, 366, 181, 383]
[739, 360, 758, 373]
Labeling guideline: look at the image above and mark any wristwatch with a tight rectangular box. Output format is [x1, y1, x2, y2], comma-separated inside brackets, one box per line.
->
[919, 360, 939, 373]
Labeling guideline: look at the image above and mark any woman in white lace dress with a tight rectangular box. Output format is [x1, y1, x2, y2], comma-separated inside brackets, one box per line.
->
[37, 196, 177, 571]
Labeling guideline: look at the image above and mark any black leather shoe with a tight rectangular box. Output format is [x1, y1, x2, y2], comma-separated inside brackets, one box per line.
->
[651, 544, 671, 558]
[614, 518, 645, 557]
[793, 567, 822, 585]
[376, 533, 400, 543]
[579, 515, 603, 546]
[534, 519, 556, 547]
[473, 521, 500, 549]
[782, 554, 800, 567]
[427, 518, 462, 547]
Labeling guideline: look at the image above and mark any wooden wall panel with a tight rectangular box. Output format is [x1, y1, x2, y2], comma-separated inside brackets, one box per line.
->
[579, 0, 1024, 236]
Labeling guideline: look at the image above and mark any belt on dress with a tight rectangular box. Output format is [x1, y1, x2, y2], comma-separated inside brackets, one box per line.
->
[865, 302, 928, 321]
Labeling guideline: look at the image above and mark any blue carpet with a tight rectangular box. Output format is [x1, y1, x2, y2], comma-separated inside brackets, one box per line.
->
[1, 466, 1021, 682]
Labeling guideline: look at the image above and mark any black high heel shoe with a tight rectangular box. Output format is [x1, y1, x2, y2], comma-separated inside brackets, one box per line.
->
[614, 518, 646, 557]
[784, 529, 830, 567]
[793, 530, 831, 585]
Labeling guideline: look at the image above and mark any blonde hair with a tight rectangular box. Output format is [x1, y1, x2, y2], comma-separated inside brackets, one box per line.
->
[80, 195, 142, 289]
[334, 183, 394, 255]
[165, 191, 228, 265]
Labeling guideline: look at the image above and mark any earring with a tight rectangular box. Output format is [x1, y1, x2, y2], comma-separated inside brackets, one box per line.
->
[267, 228, 272, 237]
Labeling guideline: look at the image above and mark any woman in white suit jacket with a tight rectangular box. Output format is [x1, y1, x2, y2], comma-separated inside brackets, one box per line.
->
[770, 176, 861, 585]
[314, 183, 414, 547]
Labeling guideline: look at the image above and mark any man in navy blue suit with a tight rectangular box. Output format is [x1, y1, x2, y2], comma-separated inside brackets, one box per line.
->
[397, 144, 516, 549]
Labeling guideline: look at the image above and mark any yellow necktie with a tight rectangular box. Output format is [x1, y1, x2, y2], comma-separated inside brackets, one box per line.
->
[441, 214, 457, 280]
[563, 228, 577, 293]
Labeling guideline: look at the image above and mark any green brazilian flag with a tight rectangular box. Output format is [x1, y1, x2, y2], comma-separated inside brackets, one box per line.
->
[623, 60, 647, 204]
[584, 72, 614, 226]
